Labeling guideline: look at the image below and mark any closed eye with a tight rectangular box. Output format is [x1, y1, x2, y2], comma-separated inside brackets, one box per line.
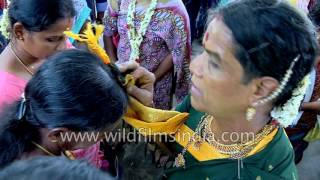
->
[208, 60, 219, 69]
[46, 36, 64, 42]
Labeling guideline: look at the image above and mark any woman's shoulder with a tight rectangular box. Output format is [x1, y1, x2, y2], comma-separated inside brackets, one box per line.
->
[0, 71, 27, 86]
[258, 128, 297, 179]
[0, 71, 26, 109]
[252, 127, 294, 158]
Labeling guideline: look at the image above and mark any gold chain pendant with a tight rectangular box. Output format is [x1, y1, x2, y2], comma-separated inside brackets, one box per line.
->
[192, 136, 203, 150]
[174, 153, 186, 168]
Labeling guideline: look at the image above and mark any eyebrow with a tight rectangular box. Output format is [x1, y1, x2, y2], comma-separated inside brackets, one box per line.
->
[204, 48, 222, 63]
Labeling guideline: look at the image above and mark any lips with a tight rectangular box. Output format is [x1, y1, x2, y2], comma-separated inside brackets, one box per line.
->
[191, 81, 202, 97]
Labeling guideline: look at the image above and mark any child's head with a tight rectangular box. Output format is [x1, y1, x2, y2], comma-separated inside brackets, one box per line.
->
[0, 49, 128, 167]
[0, 156, 113, 180]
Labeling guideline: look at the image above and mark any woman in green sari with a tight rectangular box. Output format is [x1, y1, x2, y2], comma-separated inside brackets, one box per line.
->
[124, 0, 318, 179]
[164, 0, 318, 179]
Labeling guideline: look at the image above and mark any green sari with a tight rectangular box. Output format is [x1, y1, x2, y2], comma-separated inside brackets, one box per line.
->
[165, 95, 298, 180]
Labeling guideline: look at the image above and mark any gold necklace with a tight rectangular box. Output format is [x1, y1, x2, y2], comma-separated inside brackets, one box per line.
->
[174, 114, 207, 168]
[203, 114, 276, 159]
[9, 43, 34, 75]
[32, 141, 75, 160]
[32, 141, 56, 156]
[64, 150, 75, 160]
[174, 114, 277, 167]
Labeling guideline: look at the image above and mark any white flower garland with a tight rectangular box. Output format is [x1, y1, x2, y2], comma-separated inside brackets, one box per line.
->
[0, 0, 11, 39]
[126, 0, 157, 62]
[271, 73, 311, 127]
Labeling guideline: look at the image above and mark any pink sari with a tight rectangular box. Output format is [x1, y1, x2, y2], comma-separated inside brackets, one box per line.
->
[0, 39, 74, 109]
[0, 71, 26, 112]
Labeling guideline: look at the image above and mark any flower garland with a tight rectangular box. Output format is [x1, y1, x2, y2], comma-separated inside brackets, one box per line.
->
[271, 73, 311, 127]
[126, 0, 158, 62]
[0, 0, 11, 39]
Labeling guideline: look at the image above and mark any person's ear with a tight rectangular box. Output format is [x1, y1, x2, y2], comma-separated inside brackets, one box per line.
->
[249, 77, 279, 105]
[12, 22, 26, 41]
[47, 128, 73, 150]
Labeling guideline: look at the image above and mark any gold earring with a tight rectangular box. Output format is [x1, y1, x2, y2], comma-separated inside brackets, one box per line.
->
[246, 106, 256, 121]
[50, 139, 58, 143]
[64, 150, 75, 160]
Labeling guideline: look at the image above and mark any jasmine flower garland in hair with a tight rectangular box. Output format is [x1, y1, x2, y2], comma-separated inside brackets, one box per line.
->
[271, 73, 311, 127]
[127, 0, 157, 62]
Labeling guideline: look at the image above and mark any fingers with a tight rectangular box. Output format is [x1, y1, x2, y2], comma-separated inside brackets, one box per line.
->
[300, 101, 320, 112]
[116, 61, 139, 72]
[131, 67, 156, 83]
[116, 62, 155, 84]
[117, 63, 155, 106]
[127, 85, 153, 107]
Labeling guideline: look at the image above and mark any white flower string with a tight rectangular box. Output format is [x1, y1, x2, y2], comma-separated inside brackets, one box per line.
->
[271, 73, 311, 127]
[252, 55, 311, 127]
[127, 0, 158, 62]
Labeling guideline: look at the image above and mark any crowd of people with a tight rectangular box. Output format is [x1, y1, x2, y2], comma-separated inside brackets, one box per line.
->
[0, 0, 319, 179]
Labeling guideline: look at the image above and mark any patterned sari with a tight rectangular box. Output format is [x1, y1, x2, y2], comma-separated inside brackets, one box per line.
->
[104, 0, 191, 109]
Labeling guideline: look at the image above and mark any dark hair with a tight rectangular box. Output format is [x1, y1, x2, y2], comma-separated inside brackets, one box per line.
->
[0, 49, 128, 168]
[0, 156, 113, 180]
[212, 0, 318, 106]
[8, 0, 76, 31]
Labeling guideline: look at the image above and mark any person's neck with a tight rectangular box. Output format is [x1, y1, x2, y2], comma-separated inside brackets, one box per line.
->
[20, 147, 50, 159]
[10, 42, 39, 67]
[5, 42, 42, 78]
[20, 142, 60, 160]
[209, 106, 273, 144]
[0, 46, 31, 80]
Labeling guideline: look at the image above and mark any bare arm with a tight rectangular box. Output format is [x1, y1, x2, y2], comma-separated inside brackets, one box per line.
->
[154, 54, 173, 81]
[301, 101, 320, 113]
[103, 35, 117, 63]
